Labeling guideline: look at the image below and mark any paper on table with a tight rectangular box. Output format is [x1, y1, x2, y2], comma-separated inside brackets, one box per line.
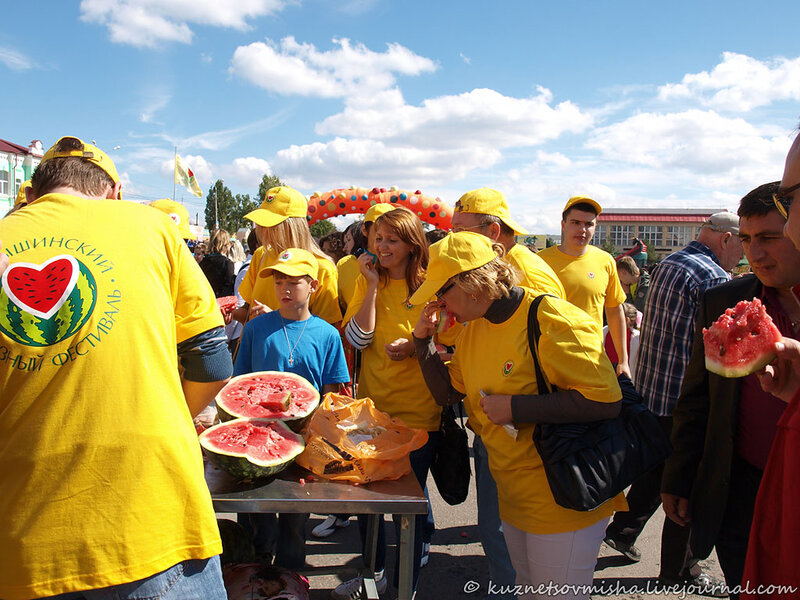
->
[479, 389, 518, 440]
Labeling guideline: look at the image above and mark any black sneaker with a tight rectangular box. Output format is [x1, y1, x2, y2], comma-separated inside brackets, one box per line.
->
[603, 536, 642, 562]
[658, 572, 728, 597]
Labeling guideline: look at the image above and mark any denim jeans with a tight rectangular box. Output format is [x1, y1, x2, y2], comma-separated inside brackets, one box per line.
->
[356, 430, 440, 590]
[42, 556, 226, 600]
[473, 435, 517, 600]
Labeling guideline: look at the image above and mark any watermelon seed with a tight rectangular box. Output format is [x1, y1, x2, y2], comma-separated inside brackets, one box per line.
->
[719, 345, 725, 356]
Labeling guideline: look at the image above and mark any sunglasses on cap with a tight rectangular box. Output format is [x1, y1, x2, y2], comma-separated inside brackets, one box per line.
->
[435, 281, 455, 299]
[774, 182, 800, 220]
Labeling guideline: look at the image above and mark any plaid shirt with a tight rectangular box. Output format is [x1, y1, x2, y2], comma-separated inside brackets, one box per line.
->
[635, 241, 730, 416]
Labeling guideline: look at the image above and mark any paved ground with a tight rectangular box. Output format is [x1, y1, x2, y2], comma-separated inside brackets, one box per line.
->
[219, 444, 726, 599]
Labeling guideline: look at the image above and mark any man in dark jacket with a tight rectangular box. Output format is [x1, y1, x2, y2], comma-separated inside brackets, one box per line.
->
[661, 181, 800, 599]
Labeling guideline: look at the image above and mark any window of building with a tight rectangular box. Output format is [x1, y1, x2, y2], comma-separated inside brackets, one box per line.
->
[610, 225, 636, 247]
[639, 225, 663, 246]
[0, 168, 9, 197]
[594, 225, 607, 246]
[665, 226, 690, 247]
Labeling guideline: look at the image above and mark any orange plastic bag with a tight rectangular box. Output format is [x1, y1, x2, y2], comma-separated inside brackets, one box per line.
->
[296, 393, 428, 483]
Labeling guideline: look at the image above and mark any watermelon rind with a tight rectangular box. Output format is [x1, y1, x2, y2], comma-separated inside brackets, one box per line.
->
[705, 352, 776, 379]
[199, 418, 305, 479]
[216, 371, 321, 432]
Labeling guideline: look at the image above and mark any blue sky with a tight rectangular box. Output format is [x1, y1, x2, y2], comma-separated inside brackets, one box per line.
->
[2, 0, 799, 233]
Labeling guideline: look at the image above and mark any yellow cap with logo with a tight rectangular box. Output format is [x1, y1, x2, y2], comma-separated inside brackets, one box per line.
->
[149, 199, 197, 240]
[409, 231, 498, 304]
[14, 180, 31, 208]
[454, 188, 528, 235]
[260, 248, 319, 280]
[40, 136, 122, 199]
[245, 186, 308, 228]
[364, 203, 397, 223]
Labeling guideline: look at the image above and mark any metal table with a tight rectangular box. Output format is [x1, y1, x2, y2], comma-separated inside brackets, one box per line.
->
[206, 462, 428, 600]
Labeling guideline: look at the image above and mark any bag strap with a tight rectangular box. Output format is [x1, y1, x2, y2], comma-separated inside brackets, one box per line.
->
[527, 295, 555, 395]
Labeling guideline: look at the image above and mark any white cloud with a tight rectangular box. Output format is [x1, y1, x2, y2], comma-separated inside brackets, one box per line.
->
[0, 47, 34, 70]
[271, 137, 500, 190]
[140, 92, 170, 123]
[230, 37, 437, 97]
[658, 52, 800, 111]
[80, 0, 290, 48]
[227, 157, 272, 188]
[318, 87, 593, 150]
[158, 112, 291, 151]
[459, 53, 471, 65]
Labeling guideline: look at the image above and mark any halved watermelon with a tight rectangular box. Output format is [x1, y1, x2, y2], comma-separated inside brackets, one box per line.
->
[216, 371, 320, 431]
[199, 418, 305, 479]
[703, 298, 782, 378]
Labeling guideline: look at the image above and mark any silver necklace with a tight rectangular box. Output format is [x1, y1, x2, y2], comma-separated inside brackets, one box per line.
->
[279, 314, 309, 367]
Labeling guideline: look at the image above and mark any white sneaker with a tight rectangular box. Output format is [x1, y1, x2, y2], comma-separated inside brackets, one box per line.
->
[331, 569, 387, 600]
[312, 515, 351, 538]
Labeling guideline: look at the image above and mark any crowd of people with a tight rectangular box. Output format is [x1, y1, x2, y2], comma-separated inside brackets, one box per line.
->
[1, 126, 799, 600]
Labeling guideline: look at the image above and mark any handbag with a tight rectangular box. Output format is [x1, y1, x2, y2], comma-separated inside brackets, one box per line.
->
[430, 402, 471, 505]
[527, 295, 672, 511]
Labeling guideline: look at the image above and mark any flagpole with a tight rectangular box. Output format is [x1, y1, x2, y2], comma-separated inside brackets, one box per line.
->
[173, 146, 177, 203]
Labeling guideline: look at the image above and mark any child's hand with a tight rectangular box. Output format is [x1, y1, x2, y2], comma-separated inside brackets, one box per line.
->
[248, 300, 269, 320]
[385, 337, 414, 361]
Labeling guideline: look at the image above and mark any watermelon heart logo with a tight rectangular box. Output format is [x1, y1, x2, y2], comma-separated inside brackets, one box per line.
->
[3, 255, 80, 319]
[0, 255, 97, 348]
[168, 212, 181, 225]
[502, 361, 514, 376]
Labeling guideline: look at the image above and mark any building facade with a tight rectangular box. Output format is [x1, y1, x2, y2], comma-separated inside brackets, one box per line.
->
[593, 208, 731, 261]
[1, 138, 44, 215]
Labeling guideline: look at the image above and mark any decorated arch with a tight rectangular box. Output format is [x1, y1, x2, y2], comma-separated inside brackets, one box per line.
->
[306, 186, 452, 230]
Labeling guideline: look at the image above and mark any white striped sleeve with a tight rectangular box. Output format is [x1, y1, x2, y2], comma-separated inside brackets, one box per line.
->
[345, 318, 374, 349]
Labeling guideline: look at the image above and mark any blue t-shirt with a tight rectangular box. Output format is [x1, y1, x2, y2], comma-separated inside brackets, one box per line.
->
[234, 311, 349, 392]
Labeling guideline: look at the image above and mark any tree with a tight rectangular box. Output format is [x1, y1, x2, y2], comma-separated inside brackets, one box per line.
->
[546, 236, 556, 248]
[204, 181, 258, 233]
[310, 219, 336, 239]
[257, 174, 286, 202]
[601, 240, 617, 255]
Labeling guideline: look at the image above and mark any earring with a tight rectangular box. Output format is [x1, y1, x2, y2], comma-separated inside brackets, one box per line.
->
[471, 295, 478, 302]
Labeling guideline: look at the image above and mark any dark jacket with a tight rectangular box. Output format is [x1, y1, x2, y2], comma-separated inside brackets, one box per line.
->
[199, 253, 235, 298]
[661, 274, 761, 559]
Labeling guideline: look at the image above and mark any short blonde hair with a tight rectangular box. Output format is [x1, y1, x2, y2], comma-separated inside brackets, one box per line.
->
[617, 256, 640, 277]
[258, 217, 332, 264]
[452, 243, 519, 301]
[208, 229, 231, 254]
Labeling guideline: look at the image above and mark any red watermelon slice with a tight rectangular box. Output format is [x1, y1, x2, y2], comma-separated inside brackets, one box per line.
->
[2, 255, 79, 319]
[703, 298, 782, 378]
[217, 295, 238, 315]
[436, 308, 456, 333]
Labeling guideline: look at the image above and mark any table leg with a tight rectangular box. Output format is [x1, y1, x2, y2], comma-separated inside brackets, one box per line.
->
[397, 513, 416, 600]
[362, 514, 381, 600]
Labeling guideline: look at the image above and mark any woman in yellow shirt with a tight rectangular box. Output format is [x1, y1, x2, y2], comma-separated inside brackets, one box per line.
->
[410, 232, 624, 600]
[334, 207, 438, 599]
[234, 186, 342, 326]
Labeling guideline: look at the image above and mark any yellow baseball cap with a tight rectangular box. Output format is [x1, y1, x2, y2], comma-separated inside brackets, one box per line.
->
[364, 203, 397, 223]
[409, 232, 498, 305]
[454, 188, 528, 235]
[40, 136, 122, 199]
[149, 199, 197, 240]
[14, 180, 31, 208]
[260, 248, 319, 280]
[245, 186, 308, 227]
[563, 195, 602, 216]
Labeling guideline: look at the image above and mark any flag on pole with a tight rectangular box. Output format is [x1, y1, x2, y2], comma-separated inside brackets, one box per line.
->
[175, 155, 202, 197]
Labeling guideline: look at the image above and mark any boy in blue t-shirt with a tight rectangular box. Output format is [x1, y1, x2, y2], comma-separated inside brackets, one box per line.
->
[234, 248, 349, 569]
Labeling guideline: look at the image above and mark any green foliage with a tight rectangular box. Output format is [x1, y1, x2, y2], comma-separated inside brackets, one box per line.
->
[643, 239, 659, 263]
[546, 236, 556, 248]
[309, 219, 336, 239]
[204, 181, 257, 233]
[257, 174, 286, 202]
[601, 239, 617, 255]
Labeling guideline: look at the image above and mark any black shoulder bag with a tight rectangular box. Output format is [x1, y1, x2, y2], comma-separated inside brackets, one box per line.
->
[431, 402, 471, 505]
[527, 295, 672, 511]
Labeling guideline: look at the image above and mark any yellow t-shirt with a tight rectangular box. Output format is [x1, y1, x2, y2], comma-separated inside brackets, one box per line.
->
[506, 243, 565, 298]
[343, 276, 440, 431]
[239, 245, 342, 324]
[337, 254, 361, 311]
[448, 289, 626, 534]
[537, 245, 625, 332]
[0, 193, 224, 600]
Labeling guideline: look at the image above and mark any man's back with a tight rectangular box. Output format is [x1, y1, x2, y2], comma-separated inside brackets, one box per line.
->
[0, 193, 224, 599]
[635, 241, 730, 416]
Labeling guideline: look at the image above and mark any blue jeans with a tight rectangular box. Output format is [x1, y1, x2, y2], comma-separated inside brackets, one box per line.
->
[473, 435, 517, 600]
[357, 431, 440, 590]
[42, 556, 226, 600]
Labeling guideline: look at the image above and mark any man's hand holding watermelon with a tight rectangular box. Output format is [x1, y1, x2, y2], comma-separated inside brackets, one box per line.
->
[758, 338, 800, 403]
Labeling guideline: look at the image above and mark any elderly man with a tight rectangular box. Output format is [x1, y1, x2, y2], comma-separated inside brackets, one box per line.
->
[661, 183, 800, 599]
[0, 137, 232, 600]
[448, 187, 564, 600]
[603, 210, 742, 594]
[538, 196, 631, 377]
